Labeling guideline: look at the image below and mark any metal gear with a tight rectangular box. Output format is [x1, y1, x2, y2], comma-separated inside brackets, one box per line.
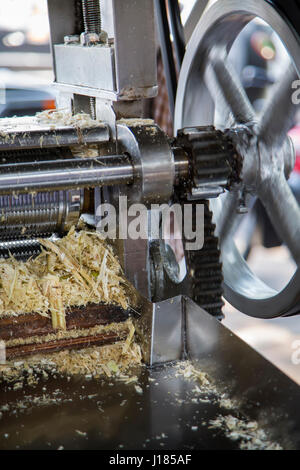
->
[151, 125, 239, 318]
[176, 126, 242, 199]
[175, 126, 240, 318]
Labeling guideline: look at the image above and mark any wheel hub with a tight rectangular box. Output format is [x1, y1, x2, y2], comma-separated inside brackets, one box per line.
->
[228, 124, 296, 194]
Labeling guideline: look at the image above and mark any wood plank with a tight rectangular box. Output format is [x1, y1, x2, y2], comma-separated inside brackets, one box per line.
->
[5, 331, 127, 360]
[0, 304, 130, 341]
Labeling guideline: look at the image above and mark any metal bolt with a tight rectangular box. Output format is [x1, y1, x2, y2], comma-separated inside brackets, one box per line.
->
[64, 35, 80, 45]
[80, 32, 101, 46]
[237, 191, 248, 214]
[99, 30, 108, 44]
[237, 205, 248, 214]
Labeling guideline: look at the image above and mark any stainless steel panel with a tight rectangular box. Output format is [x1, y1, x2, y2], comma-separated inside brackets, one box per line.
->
[112, 0, 157, 96]
[48, 0, 157, 100]
[54, 44, 116, 91]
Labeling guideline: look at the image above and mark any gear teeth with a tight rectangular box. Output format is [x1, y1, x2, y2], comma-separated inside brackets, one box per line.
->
[177, 126, 241, 198]
[177, 125, 243, 317]
[183, 199, 224, 319]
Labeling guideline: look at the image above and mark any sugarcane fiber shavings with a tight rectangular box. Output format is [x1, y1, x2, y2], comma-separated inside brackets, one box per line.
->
[0, 228, 128, 330]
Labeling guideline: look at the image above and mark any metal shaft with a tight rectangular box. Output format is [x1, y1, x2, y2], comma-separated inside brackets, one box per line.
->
[0, 190, 83, 239]
[0, 155, 134, 194]
[0, 151, 189, 196]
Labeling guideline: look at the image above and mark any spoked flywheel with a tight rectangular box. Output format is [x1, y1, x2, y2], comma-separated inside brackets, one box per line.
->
[175, 0, 300, 318]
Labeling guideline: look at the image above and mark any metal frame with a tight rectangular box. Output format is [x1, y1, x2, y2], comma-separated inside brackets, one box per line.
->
[47, 0, 157, 102]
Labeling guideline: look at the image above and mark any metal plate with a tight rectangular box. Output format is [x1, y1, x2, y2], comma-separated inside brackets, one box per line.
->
[54, 44, 116, 92]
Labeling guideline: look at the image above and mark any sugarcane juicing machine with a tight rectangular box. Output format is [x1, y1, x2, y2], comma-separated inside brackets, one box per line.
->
[0, 0, 300, 451]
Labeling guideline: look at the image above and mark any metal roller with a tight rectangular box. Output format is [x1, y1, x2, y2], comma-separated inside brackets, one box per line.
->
[0, 190, 84, 239]
[0, 155, 134, 194]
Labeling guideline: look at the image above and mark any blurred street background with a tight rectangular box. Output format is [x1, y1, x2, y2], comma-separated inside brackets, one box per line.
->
[0, 0, 54, 117]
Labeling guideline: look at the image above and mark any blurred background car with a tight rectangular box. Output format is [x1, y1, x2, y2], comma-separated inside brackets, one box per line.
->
[0, 69, 55, 117]
[0, 0, 56, 118]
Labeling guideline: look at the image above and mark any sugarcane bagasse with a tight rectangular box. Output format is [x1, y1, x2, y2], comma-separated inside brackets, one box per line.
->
[0, 228, 135, 361]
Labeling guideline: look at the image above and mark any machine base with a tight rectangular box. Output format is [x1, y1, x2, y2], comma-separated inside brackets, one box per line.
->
[0, 301, 299, 450]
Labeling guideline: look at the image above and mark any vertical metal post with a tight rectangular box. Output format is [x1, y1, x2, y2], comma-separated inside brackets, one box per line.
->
[167, 0, 185, 68]
[154, 0, 178, 119]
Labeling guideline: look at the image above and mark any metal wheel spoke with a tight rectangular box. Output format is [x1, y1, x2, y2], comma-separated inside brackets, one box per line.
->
[258, 173, 300, 266]
[205, 55, 255, 125]
[258, 63, 298, 148]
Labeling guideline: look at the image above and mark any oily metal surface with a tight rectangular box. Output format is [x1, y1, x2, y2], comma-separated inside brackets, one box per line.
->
[0, 303, 300, 450]
[0, 365, 238, 451]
